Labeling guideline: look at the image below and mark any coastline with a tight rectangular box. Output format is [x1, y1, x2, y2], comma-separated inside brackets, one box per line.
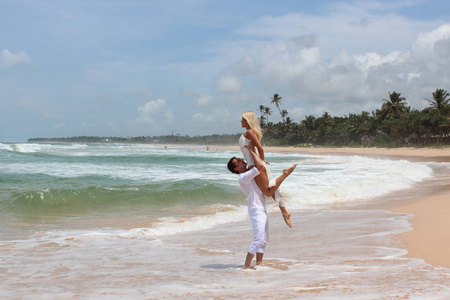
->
[211, 145, 450, 162]
[210, 145, 450, 269]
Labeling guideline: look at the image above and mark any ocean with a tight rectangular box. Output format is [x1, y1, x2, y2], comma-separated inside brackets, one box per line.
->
[1, 142, 449, 299]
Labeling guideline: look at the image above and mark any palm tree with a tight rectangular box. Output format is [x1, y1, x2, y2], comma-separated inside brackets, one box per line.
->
[382, 91, 408, 119]
[270, 93, 284, 123]
[263, 106, 272, 126]
[425, 88, 450, 117]
[285, 116, 293, 126]
[302, 115, 317, 138]
[259, 105, 265, 119]
[280, 109, 288, 124]
[259, 115, 266, 128]
[318, 112, 333, 127]
[316, 112, 334, 144]
[258, 105, 266, 127]
[347, 112, 369, 143]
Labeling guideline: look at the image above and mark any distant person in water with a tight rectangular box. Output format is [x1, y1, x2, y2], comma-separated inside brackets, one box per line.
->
[240, 111, 293, 227]
[228, 145, 297, 269]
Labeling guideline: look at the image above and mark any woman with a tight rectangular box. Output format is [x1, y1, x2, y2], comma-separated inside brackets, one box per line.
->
[239, 111, 292, 227]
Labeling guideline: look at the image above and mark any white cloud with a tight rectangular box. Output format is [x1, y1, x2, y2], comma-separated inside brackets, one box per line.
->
[288, 107, 306, 120]
[136, 99, 173, 124]
[234, 3, 439, 63]
[0, 49, 31, 67]
[414, 23, 450, 55]
[217, 75, 242, 94]
[220, 9, 450, 115]
[354, 51, 410, 71]
[191, 108, 232, 124]
[192, 113, 213, 122]
[138, 99, 166, 113]
[258, 41, 321, 85]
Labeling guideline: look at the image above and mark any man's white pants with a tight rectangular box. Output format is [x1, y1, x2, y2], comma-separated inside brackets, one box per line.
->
[248, 208, 269, 255]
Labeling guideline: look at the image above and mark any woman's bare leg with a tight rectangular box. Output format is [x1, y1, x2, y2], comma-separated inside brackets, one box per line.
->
[254, 164, 297, 197]
[253, 168, 271, 196]
[253, 164, 297, 227]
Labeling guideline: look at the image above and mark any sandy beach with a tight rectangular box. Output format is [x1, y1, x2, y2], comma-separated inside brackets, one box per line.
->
[212, 145, 450, 269]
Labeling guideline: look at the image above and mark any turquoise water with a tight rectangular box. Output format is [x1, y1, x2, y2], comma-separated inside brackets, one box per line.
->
[0, 142, 440, 235]
[1, 144, 237, 211]
[0, 143, 248, 239]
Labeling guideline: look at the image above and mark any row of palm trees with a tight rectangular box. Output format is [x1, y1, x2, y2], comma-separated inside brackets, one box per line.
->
[259, 93, 289, 126]
[259, 89, 450, 147]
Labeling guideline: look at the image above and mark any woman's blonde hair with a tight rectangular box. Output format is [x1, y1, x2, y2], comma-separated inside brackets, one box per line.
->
[242, 111, 262, 141]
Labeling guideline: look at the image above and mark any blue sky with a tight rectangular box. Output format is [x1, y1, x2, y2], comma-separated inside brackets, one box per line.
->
[1, 0, 449, 141]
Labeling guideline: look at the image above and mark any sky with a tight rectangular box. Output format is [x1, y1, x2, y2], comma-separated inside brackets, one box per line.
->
[1, 0, 450, 142]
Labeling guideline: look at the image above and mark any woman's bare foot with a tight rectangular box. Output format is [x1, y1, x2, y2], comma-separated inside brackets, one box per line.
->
[280, 206, 293, 227]
[283, 164, 297, 176]
[283, 211, 292, 228]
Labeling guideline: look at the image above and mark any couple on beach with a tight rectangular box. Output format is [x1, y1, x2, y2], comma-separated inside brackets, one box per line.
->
[227, 111, 297, 269]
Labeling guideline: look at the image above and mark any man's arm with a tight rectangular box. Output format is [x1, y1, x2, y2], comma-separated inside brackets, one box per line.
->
[238, 166, 260, 184]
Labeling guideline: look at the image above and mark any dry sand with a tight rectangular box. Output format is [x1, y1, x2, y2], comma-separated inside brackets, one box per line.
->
[391, 190, 450, 268]
[210, 145, 450, 269]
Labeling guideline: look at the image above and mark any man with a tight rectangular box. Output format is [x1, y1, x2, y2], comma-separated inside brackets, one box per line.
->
[227, 146, 296, 269]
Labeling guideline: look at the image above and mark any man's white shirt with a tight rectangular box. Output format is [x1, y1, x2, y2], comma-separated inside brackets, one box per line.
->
[237, 167, 266, 211]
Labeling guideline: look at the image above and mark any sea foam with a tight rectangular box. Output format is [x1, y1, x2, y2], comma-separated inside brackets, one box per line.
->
[274, 154, 434, 208]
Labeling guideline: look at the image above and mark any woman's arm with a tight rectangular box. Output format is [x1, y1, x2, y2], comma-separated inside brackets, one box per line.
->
[245, 129, 266, 162]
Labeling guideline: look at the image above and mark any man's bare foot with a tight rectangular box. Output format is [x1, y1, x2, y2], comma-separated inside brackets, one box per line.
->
[243, 265, 256, 270]
[283, 211, 292, 228]
[283, 164, 297, 176]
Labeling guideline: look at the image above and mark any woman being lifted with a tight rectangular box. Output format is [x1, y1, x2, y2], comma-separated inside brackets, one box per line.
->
[239, 111, 293, 227]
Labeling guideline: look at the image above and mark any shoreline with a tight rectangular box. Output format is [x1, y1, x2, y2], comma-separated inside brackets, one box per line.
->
[211, 145, 450, 162]
[210, 145, 450, 269]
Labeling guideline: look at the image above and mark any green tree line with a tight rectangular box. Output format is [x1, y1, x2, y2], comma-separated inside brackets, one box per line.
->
[28, 134, 241, 145]
[259, 89, 450, 147]
[29, 89, 449, 147]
